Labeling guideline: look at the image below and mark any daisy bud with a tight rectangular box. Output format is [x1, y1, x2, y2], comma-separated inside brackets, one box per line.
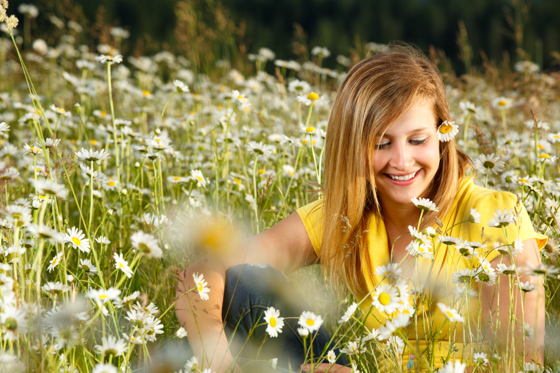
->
[298, 327, 309, 337]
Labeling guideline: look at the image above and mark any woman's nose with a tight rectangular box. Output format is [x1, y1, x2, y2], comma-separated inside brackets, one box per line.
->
[389, 143, 414, 171]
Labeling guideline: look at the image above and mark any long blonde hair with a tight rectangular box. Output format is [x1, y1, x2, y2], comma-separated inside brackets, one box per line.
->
[320, 46, 471, 297]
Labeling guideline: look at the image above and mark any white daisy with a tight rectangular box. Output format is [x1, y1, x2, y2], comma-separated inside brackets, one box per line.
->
[437, 303, 465, 323]
[474, 153, 505, 175]
[94, 335, 128, 357]
[473, 352, 488, 366]
[374, 263, 402, 280]
[487, 208, 516, 228]
[437, 120, 459, 142]
[130, 231, 162, 258]
[75, 148, 110, 164]
[468, 208, 481, 223]
[264, 306, 284, 338]
[193, 272, 210, 301]
[173, 79, 189, 93]
[338, 302, 358, 323]
[47, 251, 64, 272]
[79, 258, 98, 276]
[189, 169, 207, 188]
[492, 96, 512, 110]
[411, 197, 438, 212]
[298, 311, 323, 332]
[176, 327, 188, 338]
[92, 363, 118, 373]
[113, 253, 133, 278]
[95, 54, 123, 64]
[372, 284, 400, 314]
[436, 360, 466, 373]
[86, 287, 121, 304]
[64, 227, 90, 253]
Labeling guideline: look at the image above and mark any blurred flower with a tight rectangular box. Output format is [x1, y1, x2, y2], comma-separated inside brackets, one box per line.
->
[298, 311, 323, 332]
[492, 97, 512, 110]
[264, 306, 284, 338]
[437, 303, 464, 323]
[130, 231, 162, 258]
[94, 335, 128, 358]
[95, 55, 123, 64]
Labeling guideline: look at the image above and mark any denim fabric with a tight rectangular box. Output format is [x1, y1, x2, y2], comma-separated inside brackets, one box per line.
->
[222, 264, 349, 371]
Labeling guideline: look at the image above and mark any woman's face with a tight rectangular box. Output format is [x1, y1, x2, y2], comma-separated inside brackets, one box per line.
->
[372, 100, 440, 209]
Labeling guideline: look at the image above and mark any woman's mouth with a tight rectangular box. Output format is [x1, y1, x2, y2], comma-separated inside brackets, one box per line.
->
[387, 170, 419, 181]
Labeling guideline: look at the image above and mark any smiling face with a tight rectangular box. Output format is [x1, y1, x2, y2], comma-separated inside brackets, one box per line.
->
[372, 100, 440, 209]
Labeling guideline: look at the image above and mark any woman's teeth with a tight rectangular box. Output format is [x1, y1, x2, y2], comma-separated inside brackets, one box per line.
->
[389, 171, 417, 181]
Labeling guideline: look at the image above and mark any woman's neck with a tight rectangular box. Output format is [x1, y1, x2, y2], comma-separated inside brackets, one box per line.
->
[380, 200, 422, 234]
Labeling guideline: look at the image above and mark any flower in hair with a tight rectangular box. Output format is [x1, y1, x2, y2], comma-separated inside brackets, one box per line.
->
[437, 120, 459, 142]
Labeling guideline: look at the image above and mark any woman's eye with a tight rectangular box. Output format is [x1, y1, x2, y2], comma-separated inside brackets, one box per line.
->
[410, 138, 428, 145]
[375, 142, 390, 149]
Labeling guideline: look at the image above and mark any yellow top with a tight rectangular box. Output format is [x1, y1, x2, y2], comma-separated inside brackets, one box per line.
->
[296, 178, 547, 371]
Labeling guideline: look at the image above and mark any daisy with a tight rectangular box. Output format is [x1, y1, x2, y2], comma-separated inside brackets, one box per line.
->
[101, 177, 118, 191]
[32, 179, 68, 199]
[41, 281, 71, 295]
[91, 363, 118, 373]
[95, 236, 110, 245]
[437, 303, 465, 323]
[526, 263, 560, 278]
[468, 208, 481, 223]
[0, 122, 9, 135]
[473, 352, 488, 366]
[297, 92, 320, 106]
[474, 153, 504, 175]
[451, 268, 475, 284]
[184, 356, 199, 372]
[0, 306, 28, 341]
[64, 227, 90, 253]
[26, 224, 64, 243]
[86, 287, 121, 304]
[372, 284, 400, 314]
[436, 360, 466, 373]
[492, 96, 512, 110]
[75, 148, 110, 164]
[0, 167, 19, 181]
[95, 54, 123, 64]
[386, 335, 405, 355]
[130, 231, 162, 258]
[520, 322, 534, 339]
[518, 362, 544, 373]
[114, 291, 140, 308]
[438, 236, 461, 246]
[517, 281, 537, 293]
[94, 335, 128, 357]
[378, 314, 411, 340]
[246, 141, 274, 157]
[488, 208, 516, 228]
[79, 258, 98, 276]
[193, 272, 210, 300]
[167, 175, 188, 183]
[23, 143, 42, 155]
[340, 340, 365, 355]
[437, 120, 459, 142]
[338, 302, 358, 323]
[298, 311, 323, 332]
[327, 350, 336, 364]
[263, 306, 284, 338]
[173, 80, 189, 93]
[298, 327, 309, 337]
[190, 169, 207, 188]
[47, 251, 64, 272]
[374, 263, 402, 280]
[113, 253, 133, 278]
[496, 263, 517, 276]
[176, 327, 188, 338]
[411, 197, 438, 212]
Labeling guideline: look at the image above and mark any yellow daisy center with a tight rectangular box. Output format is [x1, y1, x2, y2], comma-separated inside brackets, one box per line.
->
[107, 181, 116, 187]
[539, 154, 551, 159]
[439, 124, 452, 134]
[497, 100, 507, 107]
[446, 311, 454, 319]
[305, 127, 315, 133]
[99, 294, 108, 299]
[518, 178, 528, 183]
[270, 317, 277, 328]
[72, 237, 81, 246]
[100, 111, 107, 117]
[196, 176, 204, 182]
[257, 169, 266, 175]
[173, 176, 181, 181]
[306, 319, 315, 327]
[307, 92, 319, 101]
[379, 292, 391, 306]
[197, 283, 203, 292]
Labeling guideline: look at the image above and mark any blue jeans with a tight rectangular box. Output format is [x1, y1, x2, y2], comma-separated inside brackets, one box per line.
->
[222, 264, 349, 372]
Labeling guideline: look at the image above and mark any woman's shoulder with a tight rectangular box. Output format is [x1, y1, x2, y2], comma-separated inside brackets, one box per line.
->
[457, 177, 519, 213]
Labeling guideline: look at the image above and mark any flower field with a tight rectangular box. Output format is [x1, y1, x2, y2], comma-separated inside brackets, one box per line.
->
[1, 2, 560, 373]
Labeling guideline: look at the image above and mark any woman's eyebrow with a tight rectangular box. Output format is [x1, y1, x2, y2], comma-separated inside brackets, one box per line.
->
[378, 127, 432, 138]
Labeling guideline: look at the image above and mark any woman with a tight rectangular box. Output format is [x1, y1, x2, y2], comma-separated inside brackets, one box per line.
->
[176, 46, 546, 372]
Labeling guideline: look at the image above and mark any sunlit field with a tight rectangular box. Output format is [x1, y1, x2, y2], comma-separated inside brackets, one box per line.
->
[1, 2, 560, 372]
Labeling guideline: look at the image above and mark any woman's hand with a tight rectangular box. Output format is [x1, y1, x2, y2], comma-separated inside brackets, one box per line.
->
[301, 363, 353, 372]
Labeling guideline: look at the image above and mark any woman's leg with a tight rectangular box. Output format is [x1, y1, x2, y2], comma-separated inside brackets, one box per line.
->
[222, 264, 349, 370]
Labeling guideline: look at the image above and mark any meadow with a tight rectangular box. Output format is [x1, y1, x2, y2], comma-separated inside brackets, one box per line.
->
[0, 2, 560, 372]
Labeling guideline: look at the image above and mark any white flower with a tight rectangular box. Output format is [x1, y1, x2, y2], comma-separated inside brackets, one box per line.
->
[113, 253, 133, 278]
[298, 327, 309, 337]
[327, 350, 336, 364]
[173, 80, 189, 93]
[184, 356, 199, 372]
[47, 251, 64, 272]
[377, 314, 411, 340]
[64, 227, 90, 253]
[469, 208, 481, 223]
[437, 303, 465, 323]
[95, 54, 123, 64]
[340, 340, 365, 355]
[437, 120, 459, 142]
[298, 311, 323, 332]
[473, 352, 488, 366]
[474, 153, 505, 175]
[488, 208, 516, 228]
[95, 236, 110, 245]
[189, 169, 207, 188]
[519, 362, 544, 373]
[79, 258, 98, 276]
[517, 280, 537, 293]
[32, 179, 69, 199]
[75, 148, 110, 164]
[520, 322, 534, 339]
[86, 288, 121, 304]
[41, 281, 71, 295]
[436, 360, 466, 373]
[130, 231, 162, 258]
[0, 306, 28, 341]
[338, 302, 358, 324]
[264, 307, 284, 338]
[374, 263, 402, 280]
[372, 284, 400, 314]
[492, 96, 512, 110]
[176, 327, 188, 338]
[92, 363, 118, 373]
[193, 272, 210, 301]
[94, 335, 128, 357]
[411, 197, 438, 212]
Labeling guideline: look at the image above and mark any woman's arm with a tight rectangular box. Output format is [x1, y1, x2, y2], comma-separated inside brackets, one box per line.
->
[481, 238, 544, 364]
[175, 212, 318, 372]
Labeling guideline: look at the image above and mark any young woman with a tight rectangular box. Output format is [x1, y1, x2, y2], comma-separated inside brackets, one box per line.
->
[176, 46, 546, 373]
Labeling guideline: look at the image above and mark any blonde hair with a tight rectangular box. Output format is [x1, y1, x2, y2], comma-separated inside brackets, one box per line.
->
[320, 46, 471, 297]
